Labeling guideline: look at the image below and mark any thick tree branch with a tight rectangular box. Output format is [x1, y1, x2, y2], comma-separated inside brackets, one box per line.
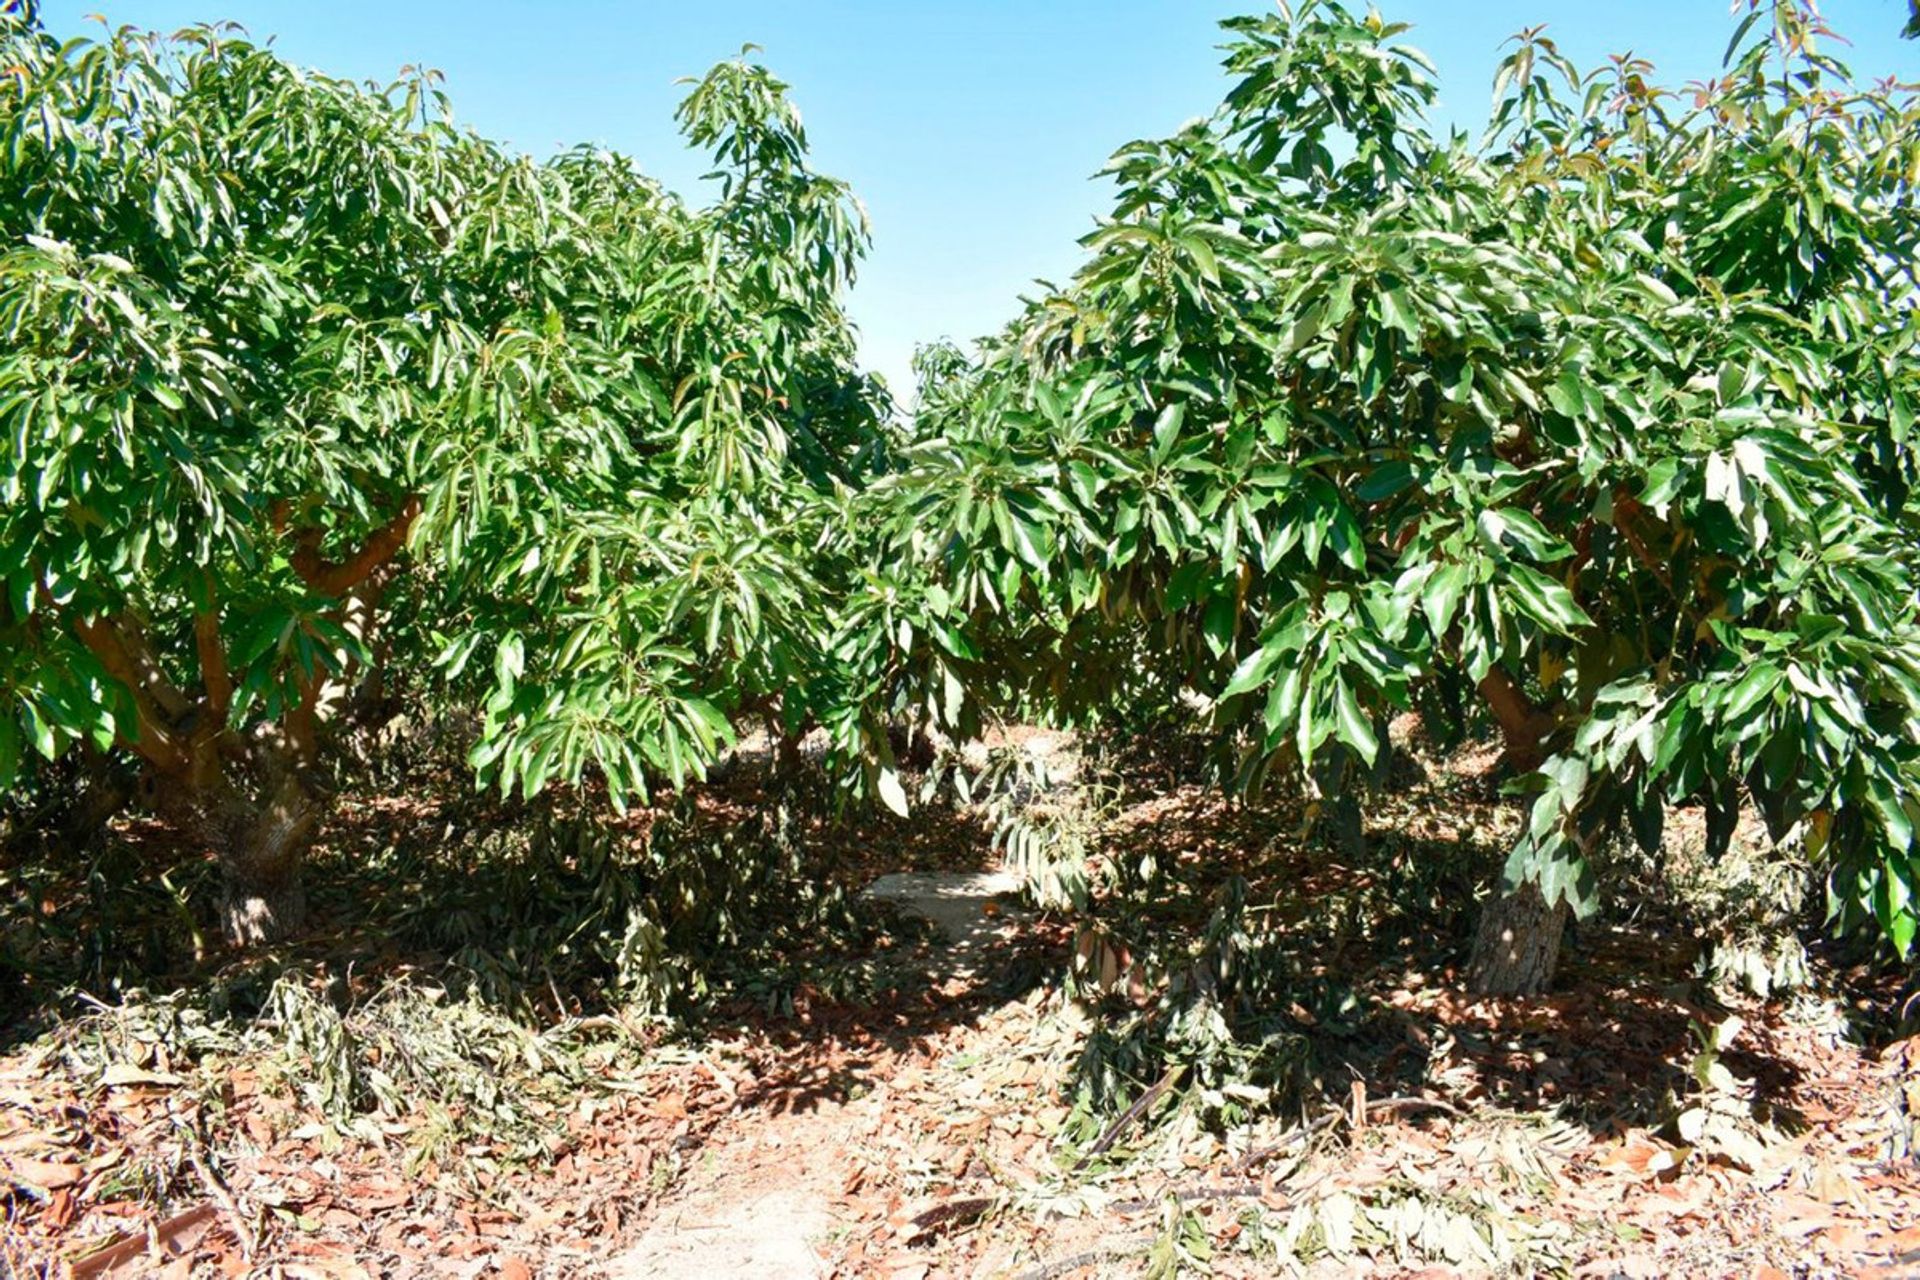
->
[1611, 494, 1673, 590]
[283, 570, 390, 771]
[1568, 518, 1595, 576]
[195, 579, 232, 728]
[187, 579, 236, 789]
[71, 612, 190, 777]
[289, 497, 421, 597]
[1477, 667, 1555, 772]
[104, 615, 192, 721]
[284, 668, 323, 769]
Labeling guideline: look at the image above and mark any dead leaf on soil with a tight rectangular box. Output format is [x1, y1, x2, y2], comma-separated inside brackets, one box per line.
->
[98, 1062, 185, 1088]
[4, 1154, 87, 1189]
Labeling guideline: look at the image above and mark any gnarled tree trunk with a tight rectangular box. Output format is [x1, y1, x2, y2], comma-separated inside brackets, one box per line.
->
[163, 771, 321, 945]
[69, 501, 418, 948]
[218, 776, 318, 946]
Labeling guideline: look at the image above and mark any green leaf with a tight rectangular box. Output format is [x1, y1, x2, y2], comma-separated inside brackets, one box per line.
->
[1331, 678, 1379, 767]
[1504, 563, 1593, 635]
[877, 765, 910, 818]
[1421, 561, 1469, 637]
[1721, 662, 1782, 723]
[1152, 402, 1186, 459]
[1356, 461, 1415, 503]
[0, 713, 18, 791]
[1222, 642, 1282, 701]
[1265, 664, 1306, 735]
[1377, 287, 1419, 341]
[494, 633, 525, 688]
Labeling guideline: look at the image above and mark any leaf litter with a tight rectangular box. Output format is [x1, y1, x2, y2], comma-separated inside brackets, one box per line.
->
[2, 732, 1918, 1277]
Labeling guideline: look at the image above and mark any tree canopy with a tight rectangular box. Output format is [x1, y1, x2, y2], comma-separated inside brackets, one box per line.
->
[0, 2, 895, 937]
[3, 0, 1918, 980]
[887, 0, 1920, 967]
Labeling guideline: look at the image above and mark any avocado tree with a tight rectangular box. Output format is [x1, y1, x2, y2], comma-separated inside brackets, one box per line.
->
[894, 0, 1920, 992]
[0, 3, 890, 942]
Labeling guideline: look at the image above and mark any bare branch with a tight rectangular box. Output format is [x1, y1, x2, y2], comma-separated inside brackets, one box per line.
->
[70, 612, 190, 777]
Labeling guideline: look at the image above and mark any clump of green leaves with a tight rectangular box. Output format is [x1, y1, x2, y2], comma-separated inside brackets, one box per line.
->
[0, 0, 899, 936]
[383, 791, 888, 1018]
[1664, 1014, 1795, 1170]
[1594, 807, 1818, 997]
[895, 0, 1920, 971]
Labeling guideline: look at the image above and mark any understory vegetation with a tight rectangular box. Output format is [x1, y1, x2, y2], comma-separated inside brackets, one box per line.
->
[4, 0, 1920, 1274]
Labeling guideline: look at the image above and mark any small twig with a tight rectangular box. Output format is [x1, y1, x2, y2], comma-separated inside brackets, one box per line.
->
[170, 1108, 257, 1261]
[908, 1194, 995, 1236]
[1228, 1110, 1341, 1175]
[1014, 1236, 1155, 1280]
[1111, 1182, 1282, 1214]
[1370, 1095, 1466, 1120]
[1229, 1095, 1463, 1175]
[1072, 1063, 1186, 1174]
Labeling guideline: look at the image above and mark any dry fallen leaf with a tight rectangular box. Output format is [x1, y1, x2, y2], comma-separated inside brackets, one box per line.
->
[1596, 1134, 1686, 1178]
[98, 1063, 184, 1088]
[3, 1155, 86, 1189]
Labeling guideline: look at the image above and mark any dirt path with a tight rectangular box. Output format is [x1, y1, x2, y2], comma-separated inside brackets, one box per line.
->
[604, 870, 1033, 1279]
[604, 1099, 852, 1279]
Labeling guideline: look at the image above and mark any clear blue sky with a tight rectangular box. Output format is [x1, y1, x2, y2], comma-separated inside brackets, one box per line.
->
[39, 1, 1920, 396]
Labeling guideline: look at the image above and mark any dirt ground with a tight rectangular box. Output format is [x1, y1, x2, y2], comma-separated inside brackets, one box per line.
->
[4, 733, 1920, 1278]
[589, 910, 1920, 1278]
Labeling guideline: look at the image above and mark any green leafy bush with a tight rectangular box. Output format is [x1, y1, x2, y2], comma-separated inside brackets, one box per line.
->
[892, 0, 1920, 987]
[0, 3, 893, 939]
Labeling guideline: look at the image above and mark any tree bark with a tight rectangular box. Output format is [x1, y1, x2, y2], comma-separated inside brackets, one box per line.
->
[168, 773, 319, 946]
[1463, 667, 1568, 995]
[60, 501, 416, 946]
[1476, 668, 1554, 773]
[1310, 745, 1366, 861]
[1466, 881, 1567, 996]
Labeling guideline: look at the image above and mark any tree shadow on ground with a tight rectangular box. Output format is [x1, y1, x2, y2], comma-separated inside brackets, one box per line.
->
[0, 728, 1835, 1146]
[0, 749, 1092, 1279]
[0, 749, 1062, 1091]
[703, 927, 1068, 1121]
[1056, 731, 1821, 1145]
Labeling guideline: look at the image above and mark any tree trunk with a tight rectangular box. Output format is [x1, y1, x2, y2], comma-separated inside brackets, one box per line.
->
[168, 773, 320, 946]
[1310, 746, 1367, 861]
[1467, 881, 1567, 996]
[775, 724, 808, 776]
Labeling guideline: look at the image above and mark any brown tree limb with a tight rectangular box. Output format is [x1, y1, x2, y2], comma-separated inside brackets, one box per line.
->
[1568, 518, 1595, 576]
[1477, 666, 1555, 772]
[289, 496, 421, 597]
[194, 577, 232, 728]
[283, 570, 390, 770]
[104, 615, 191, 721]
[70, 612, 190, 777]
[1611, 493, 1673, 589]
[284, 667, 323, 769]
